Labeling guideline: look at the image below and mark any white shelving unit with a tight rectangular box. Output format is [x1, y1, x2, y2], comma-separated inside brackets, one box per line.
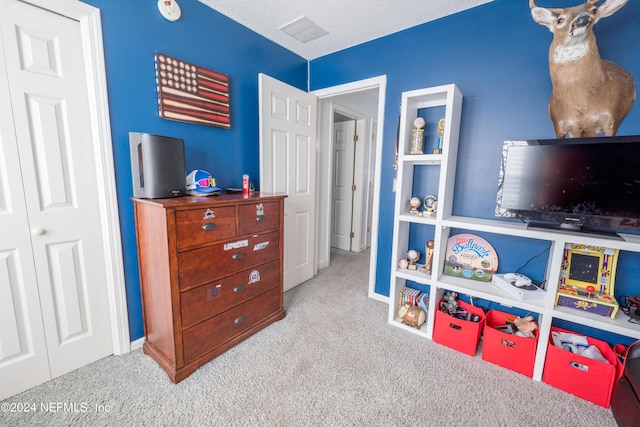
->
[389, 84, 640, 382]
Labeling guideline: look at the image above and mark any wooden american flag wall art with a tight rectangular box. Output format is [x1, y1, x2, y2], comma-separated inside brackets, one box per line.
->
[154, 52, 231, 128]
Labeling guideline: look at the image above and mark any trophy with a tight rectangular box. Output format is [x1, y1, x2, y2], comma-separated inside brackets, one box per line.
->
[406, 249, 420, 270]
[423, 194, 437, 217]
[420, 240, 435, 275]
[408, 197, 421, 215]
[433, 118, 445, 154]
[410, 117, 425, 154]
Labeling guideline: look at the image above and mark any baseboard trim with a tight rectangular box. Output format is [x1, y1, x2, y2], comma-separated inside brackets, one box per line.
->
[369, 291, 389, 304]
[130, 337, 145, 350]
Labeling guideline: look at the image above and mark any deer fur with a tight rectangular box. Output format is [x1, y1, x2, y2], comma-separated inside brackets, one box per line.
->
[530, 0, 635, 138]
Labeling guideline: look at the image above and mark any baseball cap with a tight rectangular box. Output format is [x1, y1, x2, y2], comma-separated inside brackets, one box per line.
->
[186, 169, 221, 196]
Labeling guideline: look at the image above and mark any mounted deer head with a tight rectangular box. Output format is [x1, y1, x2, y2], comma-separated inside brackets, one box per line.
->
[530, 0, 635, 138]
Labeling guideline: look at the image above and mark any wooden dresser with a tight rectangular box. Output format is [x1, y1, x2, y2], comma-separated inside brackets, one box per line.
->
[132, 193, 286, 382]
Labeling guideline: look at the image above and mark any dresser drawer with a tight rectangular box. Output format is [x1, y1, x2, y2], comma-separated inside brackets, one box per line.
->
[182, 287, 280, 363]
[175, 206, 237, 249]
[178, 231, 280, 289]
[238, 201, 280, 236]
[180, 260, 280, 328]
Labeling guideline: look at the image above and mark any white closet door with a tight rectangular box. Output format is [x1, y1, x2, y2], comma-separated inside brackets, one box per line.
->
[0, 23, 51, 399]
[0, 0, 114, 399]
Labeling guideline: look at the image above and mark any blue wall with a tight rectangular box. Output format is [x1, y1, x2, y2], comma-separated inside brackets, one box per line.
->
[84, 0, 307, 340]
[309, 0, 640, 299]
[86, 0, 640, 341]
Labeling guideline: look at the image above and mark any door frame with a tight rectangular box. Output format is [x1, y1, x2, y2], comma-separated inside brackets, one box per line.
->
[24, 0, 130, 354]
[364, 118, 378, 250]
[312, 75, 387, 301]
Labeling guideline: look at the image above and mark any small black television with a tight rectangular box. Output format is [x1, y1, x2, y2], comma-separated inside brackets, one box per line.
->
[495, 136, 640, 239]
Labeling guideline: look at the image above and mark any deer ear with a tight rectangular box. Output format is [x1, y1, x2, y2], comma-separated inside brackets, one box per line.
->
[531, 7, 556, 32]
[594, 0, 628, 24]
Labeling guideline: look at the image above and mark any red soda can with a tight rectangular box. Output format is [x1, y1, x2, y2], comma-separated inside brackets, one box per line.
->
[242, 174, 249, 195]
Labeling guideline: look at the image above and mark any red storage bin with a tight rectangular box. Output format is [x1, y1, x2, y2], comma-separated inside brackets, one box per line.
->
[433, 299, 485, 356]
[481, 310, 538, 378]
[542, 326, 620, 407]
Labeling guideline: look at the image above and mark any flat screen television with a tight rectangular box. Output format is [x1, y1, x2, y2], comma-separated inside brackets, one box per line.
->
[495, 136, 640, 239]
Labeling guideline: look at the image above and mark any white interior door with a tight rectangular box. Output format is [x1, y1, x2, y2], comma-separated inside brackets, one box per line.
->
[331, 120, 356, 250]
[0, 0, 114, 399]
[259, 73, 317, 291]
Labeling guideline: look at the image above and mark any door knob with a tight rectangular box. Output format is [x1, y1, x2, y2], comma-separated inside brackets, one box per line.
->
[31, 227, 46, 236]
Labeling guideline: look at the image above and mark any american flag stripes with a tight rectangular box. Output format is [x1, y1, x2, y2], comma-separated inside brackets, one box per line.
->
[155, 53, 230, 128]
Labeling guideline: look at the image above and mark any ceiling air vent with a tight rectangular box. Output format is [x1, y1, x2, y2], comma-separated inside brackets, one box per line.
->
[279, 16, 328, 43]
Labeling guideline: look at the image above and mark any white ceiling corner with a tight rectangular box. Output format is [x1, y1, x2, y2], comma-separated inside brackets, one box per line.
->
[198, 0, 494, 60]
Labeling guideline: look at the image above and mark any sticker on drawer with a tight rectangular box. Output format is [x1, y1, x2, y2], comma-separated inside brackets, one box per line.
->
[254, 241, 269, 251]
[224, 239, 248, 250]
[249, 270, 261, 284]
[208, 284, 221, 299]
[203, 208, 216, 219]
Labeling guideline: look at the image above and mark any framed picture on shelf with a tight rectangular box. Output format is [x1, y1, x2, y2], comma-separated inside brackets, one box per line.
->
[443, 233, 498, 282]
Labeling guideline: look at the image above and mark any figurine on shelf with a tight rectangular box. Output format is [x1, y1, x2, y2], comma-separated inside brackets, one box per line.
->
[406, 249, 420, 270]
[408, 197, 421, 215]
[433, 118, 445, 154]
[410, 117, 425, 155]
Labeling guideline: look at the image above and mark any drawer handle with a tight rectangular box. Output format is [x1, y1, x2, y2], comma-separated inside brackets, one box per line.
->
[234, 316, 246, 325]
[233, 284, 245, 293]
[501, 339, 516, 348]
[232, 252, 244, 260]
[256, 215, 266, 222]
[569, 361, 589, 372]
[202, 223, 217, 231]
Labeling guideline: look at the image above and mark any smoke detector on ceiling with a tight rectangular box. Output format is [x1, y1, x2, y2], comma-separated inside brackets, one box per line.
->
[280, 16, 328, 43]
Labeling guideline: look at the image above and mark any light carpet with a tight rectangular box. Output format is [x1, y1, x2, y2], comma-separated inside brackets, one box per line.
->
[1, 249, 618, 426]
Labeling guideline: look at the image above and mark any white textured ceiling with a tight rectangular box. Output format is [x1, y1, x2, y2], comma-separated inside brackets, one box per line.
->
[198, 0, 493, 60]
